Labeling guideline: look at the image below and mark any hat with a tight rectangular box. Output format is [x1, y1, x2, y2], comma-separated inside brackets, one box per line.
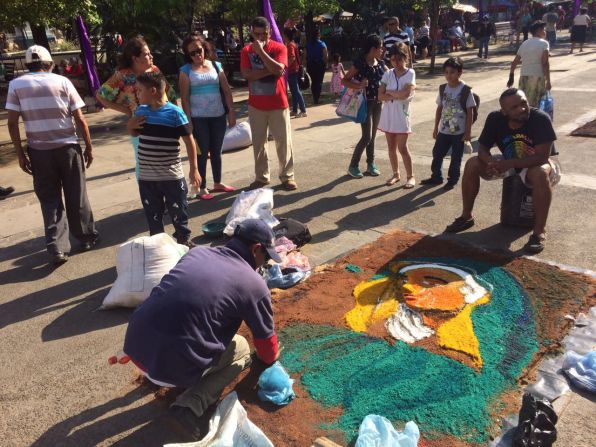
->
[234, 219, 282, 263]
[25, 45, 53, 64]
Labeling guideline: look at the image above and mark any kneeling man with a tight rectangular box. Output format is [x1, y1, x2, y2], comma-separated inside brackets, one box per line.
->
[445, 88, 559, 253]
[123, 219, 282, 439]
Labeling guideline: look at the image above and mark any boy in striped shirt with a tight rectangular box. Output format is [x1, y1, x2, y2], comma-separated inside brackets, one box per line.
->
[127, 73, 200, 248]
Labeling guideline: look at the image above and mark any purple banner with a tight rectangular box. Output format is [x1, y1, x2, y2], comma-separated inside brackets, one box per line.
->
[573, 0, 580, 16]
[75, 16, 101, 97]
[263, 0, 283, 43]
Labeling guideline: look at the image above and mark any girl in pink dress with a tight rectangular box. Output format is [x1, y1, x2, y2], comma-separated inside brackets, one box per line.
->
[330, 53, 345, 95]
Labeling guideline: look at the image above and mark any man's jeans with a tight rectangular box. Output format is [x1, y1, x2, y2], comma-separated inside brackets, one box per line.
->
[478, 37, 490, 58]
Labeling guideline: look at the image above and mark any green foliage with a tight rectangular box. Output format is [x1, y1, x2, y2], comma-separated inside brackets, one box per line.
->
[0, 0, 99, 28]
[272, 0, 340, 23]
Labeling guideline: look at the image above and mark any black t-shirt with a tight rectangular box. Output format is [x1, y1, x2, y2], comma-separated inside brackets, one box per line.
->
[478, 108, 556, 160]
[353, 57, 386, 100]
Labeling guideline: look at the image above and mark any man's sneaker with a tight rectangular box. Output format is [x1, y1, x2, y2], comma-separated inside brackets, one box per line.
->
[290, 111, 297, 117]
[282, 179, 298, 191]
[246, 180, 270, 191]
[420, 177, 443, 185]
[525, 233, 546, 254]
[296, 112, 308, 118]
[0, 186, 15, 200]
[51, 252, 68, 265]
[444, 216, 475, 233]
[348, 166, 364, 179]
[166, 406, 208, 441]
[442, 182, 456, 191]
[81, 234, 100, 251]
[366, 163, 380, 176]
[178, 239, 196, 249]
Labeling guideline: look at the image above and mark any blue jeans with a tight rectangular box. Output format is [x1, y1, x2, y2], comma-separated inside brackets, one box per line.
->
[287, 73, 306, 114]
[546, 30, 556, 47]
[430, 132, 465, 184]
[192, 115, 227, 188]
[138, 178, 191, 242]
[478, 37, 490, 58]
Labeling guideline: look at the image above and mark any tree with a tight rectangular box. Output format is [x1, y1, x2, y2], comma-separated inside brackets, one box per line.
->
[272, 0, 340, 39]
[0, 0, 99, 49]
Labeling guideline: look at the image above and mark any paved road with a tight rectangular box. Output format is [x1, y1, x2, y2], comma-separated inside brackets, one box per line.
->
[0, 43, 594, 446]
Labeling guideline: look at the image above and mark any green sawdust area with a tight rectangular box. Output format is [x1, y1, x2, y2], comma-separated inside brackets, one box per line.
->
[278, 257, 593, 446]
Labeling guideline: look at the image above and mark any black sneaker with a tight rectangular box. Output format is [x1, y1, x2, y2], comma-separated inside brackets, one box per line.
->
[444, 217, 475, 233]
[51, 252, 68, 265]
[525, 234, 546, 254]
[166, 406, 208, 441]
[443, 182, 456, 191]
[81, 234, 100, 251]
[0, 186, 15, 199]
[420, 177, 443, 185]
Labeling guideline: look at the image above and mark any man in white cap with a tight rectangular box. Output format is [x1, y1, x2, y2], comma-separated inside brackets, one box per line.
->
[6, 45, 99, 264]
[123, 218, 281, 440]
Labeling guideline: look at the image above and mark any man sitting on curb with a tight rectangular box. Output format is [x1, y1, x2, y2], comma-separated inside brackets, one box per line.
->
[445, 88, 559, 254]
[123, 218, 282, 440]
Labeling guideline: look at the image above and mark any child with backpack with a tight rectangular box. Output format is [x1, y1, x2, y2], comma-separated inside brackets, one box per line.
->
[421, 57, 478, 191]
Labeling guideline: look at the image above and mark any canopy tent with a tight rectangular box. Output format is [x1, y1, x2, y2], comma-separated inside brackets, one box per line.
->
[315, 11, 355, 21]
[452, 3, 479, 13]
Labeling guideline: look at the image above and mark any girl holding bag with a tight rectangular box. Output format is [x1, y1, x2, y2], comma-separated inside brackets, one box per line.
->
[342, 34, 387, 179]
[378, 43, 416, 188]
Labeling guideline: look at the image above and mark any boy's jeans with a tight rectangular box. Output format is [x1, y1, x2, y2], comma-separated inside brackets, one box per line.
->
[478, 37, 490, 58]
[138, 178, 191, 242]
[430, 132, 465, 184]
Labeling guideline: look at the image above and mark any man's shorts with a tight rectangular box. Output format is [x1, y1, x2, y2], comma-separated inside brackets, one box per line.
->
[481, 156, 561, 188]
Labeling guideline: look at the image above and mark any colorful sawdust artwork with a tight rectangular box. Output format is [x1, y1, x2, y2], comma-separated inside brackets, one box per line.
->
[280, 258, 539, 444]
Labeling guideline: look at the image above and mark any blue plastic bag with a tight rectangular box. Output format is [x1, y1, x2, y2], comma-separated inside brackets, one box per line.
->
[263, 264, 306, 289]
[539, 91, 554, 120]
[562, 350, 596, 393]
[355, 415, 420, 447]
[257, 361, 296, 405]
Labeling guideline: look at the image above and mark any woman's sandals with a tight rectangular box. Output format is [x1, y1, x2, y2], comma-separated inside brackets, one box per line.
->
[386, 174, 401, 186]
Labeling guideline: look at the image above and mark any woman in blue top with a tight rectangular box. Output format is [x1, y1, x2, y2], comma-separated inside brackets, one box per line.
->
[303, 29, 328, 104]
[179, 33, 236, 200]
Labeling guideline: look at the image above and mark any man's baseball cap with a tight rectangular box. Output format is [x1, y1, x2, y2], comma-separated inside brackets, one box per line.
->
[234, 219, 282, 263]
[25, 45, 53, 64]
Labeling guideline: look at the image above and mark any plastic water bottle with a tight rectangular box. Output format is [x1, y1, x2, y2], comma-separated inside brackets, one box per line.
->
[188, 183, 199, 199]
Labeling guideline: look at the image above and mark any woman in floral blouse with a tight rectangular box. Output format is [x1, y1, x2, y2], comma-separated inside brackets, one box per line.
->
[96, 36, 178, 178]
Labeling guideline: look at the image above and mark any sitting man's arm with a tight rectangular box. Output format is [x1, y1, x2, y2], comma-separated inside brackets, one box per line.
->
[496, 142, 551, 172]
[245, 295, 279, 365]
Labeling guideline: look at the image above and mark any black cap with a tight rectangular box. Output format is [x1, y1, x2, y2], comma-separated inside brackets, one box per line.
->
[233, 219, 282, 263]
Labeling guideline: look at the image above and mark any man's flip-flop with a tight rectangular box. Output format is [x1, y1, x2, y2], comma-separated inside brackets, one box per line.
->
[212, 185, 235, 193]
[199, 193, 214, 200]
[444, 217, 475, 233]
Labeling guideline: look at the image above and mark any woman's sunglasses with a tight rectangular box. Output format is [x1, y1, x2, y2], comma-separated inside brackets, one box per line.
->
[189, 48, 203, 57]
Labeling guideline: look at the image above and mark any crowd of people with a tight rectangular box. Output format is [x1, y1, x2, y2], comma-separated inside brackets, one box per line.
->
[2, 10, 584, 439]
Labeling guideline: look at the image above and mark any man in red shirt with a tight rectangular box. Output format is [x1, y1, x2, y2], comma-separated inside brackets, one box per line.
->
[241, 16, 297, 191]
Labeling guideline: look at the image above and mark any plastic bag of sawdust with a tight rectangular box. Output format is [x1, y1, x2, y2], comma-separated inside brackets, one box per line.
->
[258, 361, 296, 405]
[224, 188, 279, 236]
[101, 234, 188, 309]
[355, 416, 419, 447]
[512, 392, 557, 447]
[164, 391, 273, 447]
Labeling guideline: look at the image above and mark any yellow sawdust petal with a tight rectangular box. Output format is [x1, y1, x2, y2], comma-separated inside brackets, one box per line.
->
[345, 278, 398, 332]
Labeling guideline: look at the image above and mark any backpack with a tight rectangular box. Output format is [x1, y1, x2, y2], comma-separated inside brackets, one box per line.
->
[439, 83, 480, 123]
[273, 218, 312, 247]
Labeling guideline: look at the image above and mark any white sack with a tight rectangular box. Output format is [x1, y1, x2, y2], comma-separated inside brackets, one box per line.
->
[224, 188, 279, 236]
[222, 122, 252, 152]
[101, 233, 188, 309]
[164, 391, 273, 447]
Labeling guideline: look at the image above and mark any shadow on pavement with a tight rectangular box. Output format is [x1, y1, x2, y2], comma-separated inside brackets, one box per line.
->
[443, 223, 531, 256]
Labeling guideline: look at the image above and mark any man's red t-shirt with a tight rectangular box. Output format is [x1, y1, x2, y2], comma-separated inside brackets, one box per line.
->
[240, 40, 288, 110]
[287, 42, 300, 74]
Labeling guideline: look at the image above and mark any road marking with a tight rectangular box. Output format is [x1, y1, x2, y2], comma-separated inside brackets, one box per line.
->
[556, 110, 596, 134]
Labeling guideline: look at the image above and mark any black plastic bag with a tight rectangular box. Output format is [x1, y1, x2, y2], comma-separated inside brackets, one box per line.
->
[298, 67, 311, 90]
[273, 218, 311, 247]
[512, 393, 558, 447]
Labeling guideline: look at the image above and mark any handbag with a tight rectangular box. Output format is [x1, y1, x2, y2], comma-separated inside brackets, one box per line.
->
[335, 87, 367, 123]
[298, 66, 310, 90]
[213, 61, 229, 115]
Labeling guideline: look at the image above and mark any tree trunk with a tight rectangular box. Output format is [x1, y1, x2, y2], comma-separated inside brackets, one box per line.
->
[305, 10, 315, 42]
[31, 24, 51, 51]
[429, 0, 440, 73]
[238, 18, 245, 46]
[257, 0, 264, 16]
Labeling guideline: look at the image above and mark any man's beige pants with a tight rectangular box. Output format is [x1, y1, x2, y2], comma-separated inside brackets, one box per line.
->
[173, 334, 251, 418]
[248, 106, 295, 183]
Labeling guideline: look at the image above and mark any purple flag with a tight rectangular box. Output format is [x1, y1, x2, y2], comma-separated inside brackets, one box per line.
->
[573, 0, 580, 16]
[263, 0, 283, 43]
[75, 16, 101, 97]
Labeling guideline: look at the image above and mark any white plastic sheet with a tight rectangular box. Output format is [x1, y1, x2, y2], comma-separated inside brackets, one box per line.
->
[224, 188, 279, 236]
[164, 391, 273, 447]
[101, 233, 188, 309]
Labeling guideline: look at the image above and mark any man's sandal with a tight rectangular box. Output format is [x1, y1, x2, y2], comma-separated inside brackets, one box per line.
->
[525, 233, 546, 254]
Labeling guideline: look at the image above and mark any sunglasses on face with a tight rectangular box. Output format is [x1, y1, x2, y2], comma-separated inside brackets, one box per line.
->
[189, 48, 203, 57]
